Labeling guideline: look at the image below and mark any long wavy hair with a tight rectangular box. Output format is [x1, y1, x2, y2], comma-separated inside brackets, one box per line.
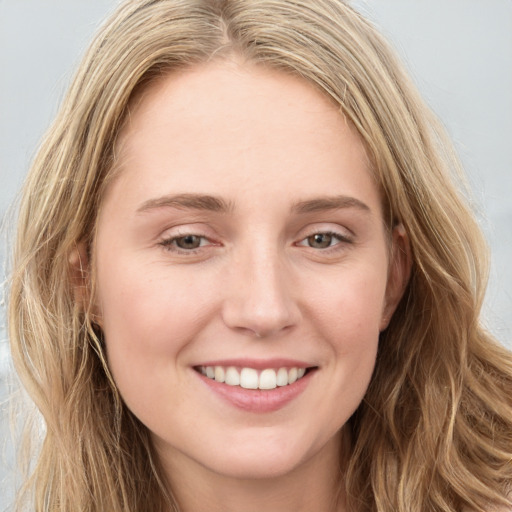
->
[8, 0, 512, 510]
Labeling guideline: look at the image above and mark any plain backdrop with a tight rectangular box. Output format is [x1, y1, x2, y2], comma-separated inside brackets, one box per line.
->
[1, 0, 511, 508]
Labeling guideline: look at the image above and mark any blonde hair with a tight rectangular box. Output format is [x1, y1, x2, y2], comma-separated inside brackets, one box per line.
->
[8, 0, 512, 510]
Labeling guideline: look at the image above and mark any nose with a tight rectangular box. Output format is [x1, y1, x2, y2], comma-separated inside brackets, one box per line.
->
[221, 245, 301, 338]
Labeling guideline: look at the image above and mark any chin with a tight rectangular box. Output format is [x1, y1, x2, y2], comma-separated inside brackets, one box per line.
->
[207, 453, 305, 481]
[197, 431, 334, 482]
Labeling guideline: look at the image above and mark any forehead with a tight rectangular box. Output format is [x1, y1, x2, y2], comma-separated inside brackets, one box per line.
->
[106, 60, 378, 215]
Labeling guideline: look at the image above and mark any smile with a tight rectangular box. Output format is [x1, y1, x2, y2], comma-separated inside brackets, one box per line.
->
[194, 362, 316, 413]
[196, 365, 308, 390]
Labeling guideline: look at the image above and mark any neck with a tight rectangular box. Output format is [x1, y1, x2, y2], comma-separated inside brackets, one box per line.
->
[158, 431, 349, 512]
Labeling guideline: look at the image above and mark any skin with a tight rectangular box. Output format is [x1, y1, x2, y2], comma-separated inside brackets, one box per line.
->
[81, 60, 410, 512]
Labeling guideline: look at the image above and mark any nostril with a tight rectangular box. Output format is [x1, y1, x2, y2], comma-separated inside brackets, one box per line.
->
[230, 323, 297, 340]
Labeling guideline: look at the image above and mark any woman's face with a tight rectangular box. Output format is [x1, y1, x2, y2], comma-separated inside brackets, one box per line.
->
[91, 61, 408, 482]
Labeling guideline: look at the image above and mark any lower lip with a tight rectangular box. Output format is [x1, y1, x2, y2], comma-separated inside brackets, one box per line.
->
[196, 370, 314, 413]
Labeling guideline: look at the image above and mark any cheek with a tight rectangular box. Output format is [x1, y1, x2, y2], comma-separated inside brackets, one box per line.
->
[283, 264, 386, 442]
[309, 263, 388, 345]
[97, 255, 213, 344]
[306, 263, 386, 399]
[94, 259, 216, 406]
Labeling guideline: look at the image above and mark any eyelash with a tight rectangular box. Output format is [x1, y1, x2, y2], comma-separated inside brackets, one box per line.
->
[159, 233, 213, 254]
[159, 230, 352, 255]
[296, 231, 352, 251]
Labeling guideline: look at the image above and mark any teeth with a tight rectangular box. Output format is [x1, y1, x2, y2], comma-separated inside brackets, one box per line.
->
[240, 368, 259, 389]
[199, 365, 309, 390]
[276, 367, 288, 386]
[225, 366, 240, 386]
[259, 369, 277, 390]
[214, 366, 225, 383]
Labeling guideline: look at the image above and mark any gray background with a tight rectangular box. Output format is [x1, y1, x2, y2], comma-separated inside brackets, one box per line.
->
[1, 0, 511, 508]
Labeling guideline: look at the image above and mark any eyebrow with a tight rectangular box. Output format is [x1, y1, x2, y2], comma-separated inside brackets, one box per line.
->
[136, 193, 371, 216]
[136, 193, 233, 214]
[291, 195, 371, 214]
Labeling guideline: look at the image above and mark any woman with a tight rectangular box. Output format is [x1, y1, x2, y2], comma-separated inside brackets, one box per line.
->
[8, 0, 512, 510]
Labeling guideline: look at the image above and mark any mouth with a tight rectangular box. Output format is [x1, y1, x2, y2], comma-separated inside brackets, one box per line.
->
[194, 365, 315, 390]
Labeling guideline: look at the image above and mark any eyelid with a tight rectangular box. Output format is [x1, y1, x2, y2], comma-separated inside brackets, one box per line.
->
[161, 234, 211, 248]
[297, 231, 351, 246]
[294, 224, 355, 256]
[158, 225, 219, 254]
[156, 223, 353, 255]
[297, 223, 353, 241]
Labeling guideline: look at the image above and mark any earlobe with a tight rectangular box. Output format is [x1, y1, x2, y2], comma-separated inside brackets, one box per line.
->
[380, 223, 412, 331]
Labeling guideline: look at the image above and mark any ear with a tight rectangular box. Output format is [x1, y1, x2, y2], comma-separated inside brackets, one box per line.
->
[68, 242, 98, 322]
[380, 223, 412, 331]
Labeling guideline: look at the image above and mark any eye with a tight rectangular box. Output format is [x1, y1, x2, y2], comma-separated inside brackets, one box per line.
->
[174, 234, 204, 250]
[297, 231, 349, 249]
[160, 234, 211, 251]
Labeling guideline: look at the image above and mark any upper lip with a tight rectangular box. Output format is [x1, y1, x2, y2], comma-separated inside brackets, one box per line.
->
[193, 358, 315, 370]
